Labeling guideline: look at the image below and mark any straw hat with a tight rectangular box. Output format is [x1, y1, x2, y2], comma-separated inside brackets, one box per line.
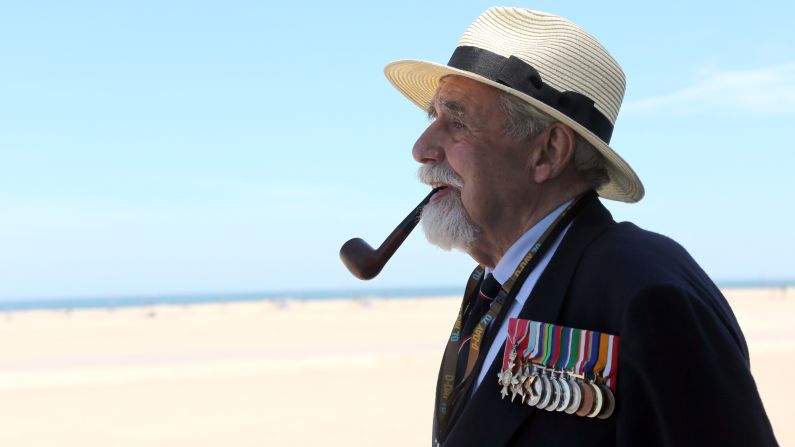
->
[384, 7, 644, 203]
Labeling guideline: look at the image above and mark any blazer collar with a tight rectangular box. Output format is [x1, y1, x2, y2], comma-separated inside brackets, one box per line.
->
[442, 194, 614, 447]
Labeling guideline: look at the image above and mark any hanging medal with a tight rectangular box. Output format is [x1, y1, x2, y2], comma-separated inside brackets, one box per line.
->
[553, 327, 573, 412]
[563, 328, 582, 414]
[543, 324, 561, 410]
[543, 325, 564, 411]
[516, 321, 534, 403]
[535, 323, 553, 409]
[596, 333, 616, 419]
[523, 321, 544, 406]
[575, 330, 595, 417]
[501, 319, 529, 401]
[511, 319, 532, 403]
[584, 331, 604, 418]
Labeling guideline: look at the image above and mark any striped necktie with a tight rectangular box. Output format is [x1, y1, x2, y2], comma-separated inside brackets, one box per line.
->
[454, 273, 502, 384]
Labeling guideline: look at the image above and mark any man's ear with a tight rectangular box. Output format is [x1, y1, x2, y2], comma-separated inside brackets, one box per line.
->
[529, 122, 578, 183]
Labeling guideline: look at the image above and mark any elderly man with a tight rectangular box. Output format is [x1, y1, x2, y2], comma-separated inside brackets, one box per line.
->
[382, 7, 777, 447]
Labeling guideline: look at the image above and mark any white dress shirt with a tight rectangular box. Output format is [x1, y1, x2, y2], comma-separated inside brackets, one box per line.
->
[474, 200, 573, 390]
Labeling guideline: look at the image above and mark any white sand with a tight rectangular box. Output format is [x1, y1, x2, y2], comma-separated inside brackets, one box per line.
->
[0, 288, 792, 446]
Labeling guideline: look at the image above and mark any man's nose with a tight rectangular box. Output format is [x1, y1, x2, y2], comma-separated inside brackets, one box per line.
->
[412, 121, 445, 164]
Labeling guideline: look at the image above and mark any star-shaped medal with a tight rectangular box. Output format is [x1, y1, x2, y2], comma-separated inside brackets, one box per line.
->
[523, 373, 538, 398]
[498, 368, 514, 399]
[510, 374, 524, 402]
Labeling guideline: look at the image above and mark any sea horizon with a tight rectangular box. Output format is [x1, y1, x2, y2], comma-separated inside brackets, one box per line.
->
[1, 279, 793, 313]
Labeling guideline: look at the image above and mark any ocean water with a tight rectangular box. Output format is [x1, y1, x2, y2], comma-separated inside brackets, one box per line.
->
[0, 280, 791, 313]
[0, 286, 465, 313]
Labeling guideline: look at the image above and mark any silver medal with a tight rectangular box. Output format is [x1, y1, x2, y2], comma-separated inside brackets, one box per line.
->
[555, 374, 572, 411]
[564, 377, 582, 414]
[527, 368, 543, 406]
[536, 374, 552, 409]
[544, 375, 561, 411]
[498, 367, 513, 400]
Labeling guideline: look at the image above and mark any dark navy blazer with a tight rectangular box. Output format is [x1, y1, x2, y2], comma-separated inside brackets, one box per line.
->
[437, 195, 778, 446]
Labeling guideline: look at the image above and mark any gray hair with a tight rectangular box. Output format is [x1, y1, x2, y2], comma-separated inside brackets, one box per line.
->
[498, 92, 610, 190]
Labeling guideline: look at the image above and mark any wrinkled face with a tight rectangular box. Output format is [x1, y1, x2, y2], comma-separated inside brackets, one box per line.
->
[413, 75, 537, 253]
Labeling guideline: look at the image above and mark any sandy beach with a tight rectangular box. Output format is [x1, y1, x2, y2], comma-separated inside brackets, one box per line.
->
[1, 287, 792, 446]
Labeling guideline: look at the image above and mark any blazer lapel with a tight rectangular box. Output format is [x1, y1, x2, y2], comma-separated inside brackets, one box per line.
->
[442, 196, 614, 447]
[516, 195, 614, 323]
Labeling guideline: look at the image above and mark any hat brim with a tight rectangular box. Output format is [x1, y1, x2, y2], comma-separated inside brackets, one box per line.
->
[384, 59, 644, 203]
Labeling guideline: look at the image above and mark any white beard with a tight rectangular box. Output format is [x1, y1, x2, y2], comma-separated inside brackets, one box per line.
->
[417, 165, 480, 252]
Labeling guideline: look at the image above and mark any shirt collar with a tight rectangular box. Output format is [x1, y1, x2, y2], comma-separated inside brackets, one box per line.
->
[486, 199, 573, 285]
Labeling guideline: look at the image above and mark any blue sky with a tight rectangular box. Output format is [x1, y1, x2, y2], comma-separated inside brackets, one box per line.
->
[1, 1, 793, 300]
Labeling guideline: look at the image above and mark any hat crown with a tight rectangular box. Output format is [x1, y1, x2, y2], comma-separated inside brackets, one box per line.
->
[382, 7, 645, 203]
[457, 7, 626, 124]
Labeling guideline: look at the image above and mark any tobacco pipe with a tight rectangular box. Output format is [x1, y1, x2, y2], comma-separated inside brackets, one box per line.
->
[339, 187, 443, 280]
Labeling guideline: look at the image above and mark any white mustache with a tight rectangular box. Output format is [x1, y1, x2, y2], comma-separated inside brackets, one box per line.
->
[417, 164, 464, 189]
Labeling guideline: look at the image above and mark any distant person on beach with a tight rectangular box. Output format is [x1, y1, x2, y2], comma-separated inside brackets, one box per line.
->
[382, 7, 778, 446]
